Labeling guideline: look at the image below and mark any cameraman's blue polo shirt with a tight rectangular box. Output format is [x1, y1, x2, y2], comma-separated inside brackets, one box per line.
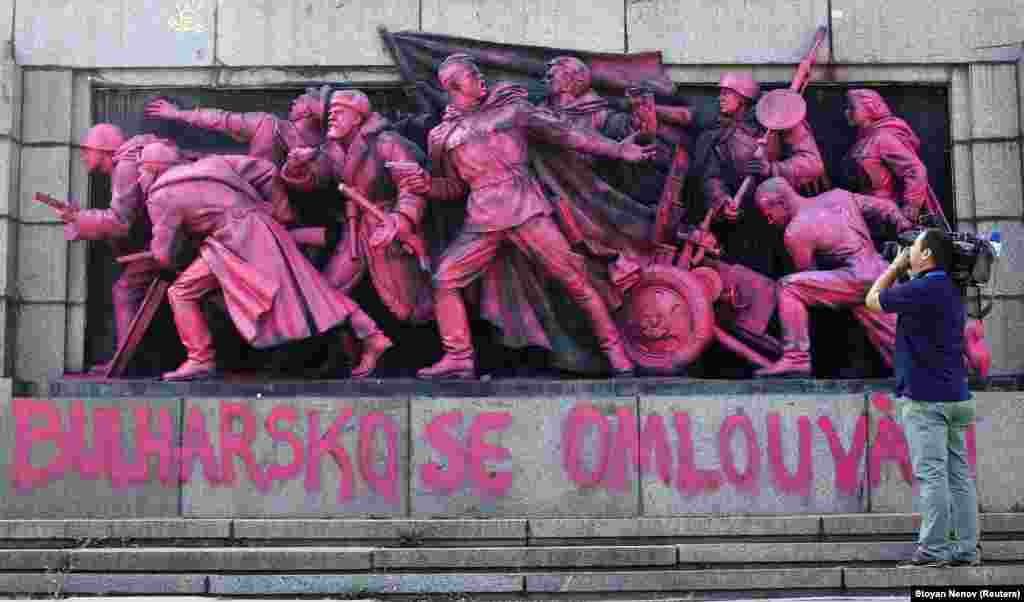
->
[879, 269, 970, 402]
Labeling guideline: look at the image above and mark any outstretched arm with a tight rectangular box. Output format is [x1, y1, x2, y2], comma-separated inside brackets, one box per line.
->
[854, 192, 914, 234]
[520, 104, 656, 162]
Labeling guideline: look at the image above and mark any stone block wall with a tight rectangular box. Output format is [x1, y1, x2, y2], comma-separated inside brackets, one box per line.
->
[0, 0, 1021, 390]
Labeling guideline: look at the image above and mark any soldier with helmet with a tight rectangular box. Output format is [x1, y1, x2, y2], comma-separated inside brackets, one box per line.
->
[701, 72, 826, 278]
[56, 124, 182, 373]
[281, 89, 434, 324]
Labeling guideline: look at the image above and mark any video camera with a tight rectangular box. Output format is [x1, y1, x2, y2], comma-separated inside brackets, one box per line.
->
[880, 213, 998, 290]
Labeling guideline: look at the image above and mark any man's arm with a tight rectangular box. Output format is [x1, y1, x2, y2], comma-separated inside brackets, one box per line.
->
[877, 131, 930, 221]
[854, 192, 914, 235]
[865, 247, 910, 312]
[783, 224, 818, 272]
[68, 159, 143, 240]
[379, 133, 428, 226]
[146, 190, 185, 269]
[520, 103, 652, 162]
[771, 121, 825, 187]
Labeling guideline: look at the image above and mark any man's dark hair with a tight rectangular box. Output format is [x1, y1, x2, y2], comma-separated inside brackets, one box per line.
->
[920, 228, 953, 271]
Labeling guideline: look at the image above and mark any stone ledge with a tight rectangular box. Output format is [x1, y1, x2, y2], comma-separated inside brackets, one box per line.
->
[529, 516, 821, 539]
[374, 545, 677, 569]
[67, 547, 373, 572]
[525, 568, 843, 592]
[233, 519, 526, 542]
[209, 574, 522, 595]
[0, 519, 230, 540]
[844, 565, 1024, 587]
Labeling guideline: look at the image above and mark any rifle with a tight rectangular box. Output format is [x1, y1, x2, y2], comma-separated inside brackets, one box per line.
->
[679, 26, 827, 269]
[33, 192, 78, 213]
[338, 183, 431, 272]
[104, 278, 171, 378]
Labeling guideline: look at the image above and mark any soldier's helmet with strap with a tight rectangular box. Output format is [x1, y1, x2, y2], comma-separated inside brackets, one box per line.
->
[718, 73, 760, 101]
[81, 123, 126, 152]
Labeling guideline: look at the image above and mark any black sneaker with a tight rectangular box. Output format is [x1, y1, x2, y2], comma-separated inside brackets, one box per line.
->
[899, 550, 949, 568]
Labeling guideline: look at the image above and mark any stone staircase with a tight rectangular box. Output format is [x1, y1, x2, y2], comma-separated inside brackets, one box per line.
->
[1, 513, 1022, 597]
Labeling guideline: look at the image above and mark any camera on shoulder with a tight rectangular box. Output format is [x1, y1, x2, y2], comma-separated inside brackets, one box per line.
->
[880, 213, 997, 289]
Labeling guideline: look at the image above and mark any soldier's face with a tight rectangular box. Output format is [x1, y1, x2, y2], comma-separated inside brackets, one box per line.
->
[719, 88, 745, 116]
[546, 64, 574, 95]
[756, 192, 787, 227]
[845, 99, 870, 128]
[328, 106, 361, 140]
[454, 67, 487, 102]
[290, 97, 314, 122]
[80, 148, 111, 174]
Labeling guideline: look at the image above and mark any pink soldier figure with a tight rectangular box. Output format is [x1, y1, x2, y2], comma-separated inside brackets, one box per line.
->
[138, 142, 393, 381]
[403, 53, 656, 380]
[57, 124, 178, 373]
[702, 72, 825, 277]
[281, 90, 433, 323]
[842, 89, 937, 224]
[752, 177, 914, 377]
[144, 90, 323, 174]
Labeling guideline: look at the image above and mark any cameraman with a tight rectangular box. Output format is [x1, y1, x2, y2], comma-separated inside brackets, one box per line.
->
[866, 228, 978, 568]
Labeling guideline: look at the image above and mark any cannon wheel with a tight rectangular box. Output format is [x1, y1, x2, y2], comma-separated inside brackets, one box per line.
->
[614, 264, 715, 375]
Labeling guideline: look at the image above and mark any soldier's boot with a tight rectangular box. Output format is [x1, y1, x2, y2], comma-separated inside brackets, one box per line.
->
[164, 288, 218, 381]
[755, 285, 812, 378]
[346, 308, 393, 379]
[417, 289, 476, 380]
[571, 279, 635, 377]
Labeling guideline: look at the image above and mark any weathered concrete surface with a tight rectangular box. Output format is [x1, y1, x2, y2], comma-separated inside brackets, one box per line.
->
[0, 574, 206, 595]
[982, 512, 1024, 533]
[984, 299, 1024, 377]
[374, 545, 676, 569]
[181, 397, 408, 517]
[216, 0, 417, 67]
[676, 541, 915, 563]
[974, 220, 1024, 297]
[17, 223, 67, 302]
[422, 0, 624, 53]
[867, 392, 915, 514]
[0, 60, 20, 139]
[14, 0, 213, 67]
[984, 541, 1024, 560]
[525, 568, 843, 592]
[529, 515, 820, 539]
[65, 302, 86, 374]
[641, 394, 867, 514]
[970, 63, 1021, 140]
[628, 0, 830, 64]
[0, 397, 182, 518]
[0, 519, 229, 540]
[952, 142, 975, 219]
[845, 565, 1024, 587]
[0, 140, 19, 219]
[59, 574, 207, 595]
[411, 396, 640, 517]
[973, 392, 1024, 513]
[18, 145, 69, 223]
[0, 549, 65, 570]
[0, 218, 12, 296]
[950, 67, 972, 143]
[70, 72, 92, 150]
[822, 513, 918, 535]
[831, 0, 1024, 63]
[209, 574, 523, 595]
[971, 142, 1023, 219]
[21, 70, 72, 144]
[234, 518, 526, 542]
[68, 547, 373, 572]
[12, 303, 66, 392]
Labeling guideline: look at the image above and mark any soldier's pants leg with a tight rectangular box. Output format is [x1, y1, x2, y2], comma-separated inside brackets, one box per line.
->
[112, 261, 160, 349]
[431, 230, 505, 358]
[780, 268, 896, 364]
[166, 258, 220, 364]
[508, 216, 632, 373]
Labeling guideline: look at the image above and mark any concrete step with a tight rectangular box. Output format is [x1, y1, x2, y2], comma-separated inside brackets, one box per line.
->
[4, 542, 1024, 571]
[2, 514, 1021, 544]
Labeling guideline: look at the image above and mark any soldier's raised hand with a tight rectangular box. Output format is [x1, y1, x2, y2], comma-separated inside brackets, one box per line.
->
[144, 99, 182, 120]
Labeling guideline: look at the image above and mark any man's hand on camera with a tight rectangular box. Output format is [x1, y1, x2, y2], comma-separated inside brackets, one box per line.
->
[890, 246, 911, 274]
